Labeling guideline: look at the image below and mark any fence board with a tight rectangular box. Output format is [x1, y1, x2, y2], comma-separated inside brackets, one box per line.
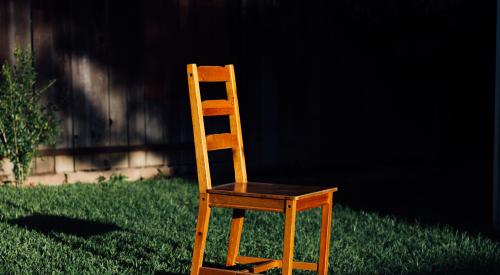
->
[32, 0, 75, 174]
[143, 0, 169, 167]
[0, 1, 8, 62]
[71, 0, 111, 171]
[1, 0, 31, 63]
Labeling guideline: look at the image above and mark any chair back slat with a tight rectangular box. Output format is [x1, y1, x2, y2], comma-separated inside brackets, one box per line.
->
[187, 64, 248, 194]
[197, 66, 231, 82]
[206, 133, 237, 151]
[202, 100, 235, 116]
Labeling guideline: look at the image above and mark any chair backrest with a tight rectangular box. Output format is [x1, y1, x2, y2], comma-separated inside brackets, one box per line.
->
[187, 64, 247, 194]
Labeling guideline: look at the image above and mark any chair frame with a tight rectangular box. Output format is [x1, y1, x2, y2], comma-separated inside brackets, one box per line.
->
[187, 64, 337, 275]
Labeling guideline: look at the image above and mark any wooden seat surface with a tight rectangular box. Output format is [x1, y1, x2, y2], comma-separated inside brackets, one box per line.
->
[208, 182, 337, 200]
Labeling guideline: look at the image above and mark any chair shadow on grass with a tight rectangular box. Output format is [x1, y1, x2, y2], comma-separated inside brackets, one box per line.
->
[8, 214, 121, 238]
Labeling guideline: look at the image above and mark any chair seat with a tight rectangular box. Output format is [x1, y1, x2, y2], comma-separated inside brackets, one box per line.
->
[208, 182, 337, 200]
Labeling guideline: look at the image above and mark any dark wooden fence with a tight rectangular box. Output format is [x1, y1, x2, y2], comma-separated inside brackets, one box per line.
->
[0, 0, 199, 174]
[0, 0, 497, 226]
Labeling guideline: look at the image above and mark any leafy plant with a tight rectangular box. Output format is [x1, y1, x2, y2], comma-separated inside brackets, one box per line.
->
[0, 48, 58, 185]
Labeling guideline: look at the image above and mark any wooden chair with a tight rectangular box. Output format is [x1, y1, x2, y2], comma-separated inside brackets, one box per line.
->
[187, 64, 338, 275]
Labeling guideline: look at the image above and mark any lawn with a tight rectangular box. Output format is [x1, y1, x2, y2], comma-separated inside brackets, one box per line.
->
[0, 177, 499, 274]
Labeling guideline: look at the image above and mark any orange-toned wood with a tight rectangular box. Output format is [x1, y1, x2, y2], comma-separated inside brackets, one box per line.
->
[224, 65, 248, 270]
[248, 260, 279, 273]
[293, 261, 318, 271]
[209, 193, 285, 212]
[202, 99, 234, 116]
[210, 182, 337, 200]
[199, 267, 256, 275]
[226, 209, 245, 266]
[235, 256, 271, 264]
[187, 64, 337, 275]
[282, 200, 297, 275]
[297, 193, 330, 212]
[187, 64, 212, 192]
[236, 256, 317, 271]
[190, 194, 211, 275]
[197, 66, 231, 82]
[318, 192, 333, 275]
[206, 133, 237, 151]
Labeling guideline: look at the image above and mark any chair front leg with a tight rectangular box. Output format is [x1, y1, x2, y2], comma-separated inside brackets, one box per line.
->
[318, 192, 333, 275]
[283, 200, 297, 275]
[190, 194, 211, 275]
[226, 209, 245, 266]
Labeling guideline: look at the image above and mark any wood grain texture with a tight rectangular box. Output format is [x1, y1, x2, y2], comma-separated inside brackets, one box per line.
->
[282, 200, 297, 275]
[71, 0, 110, 171]
[235, 256, 317, 271]
[199, 267, 256, 275]
[32, 0, 73, 175]
[206, 133, 237, 151]
[190, 194, 211, 275]
[226, 209, 245, 266]
[35, 157, 55, 174]
[0, 0, 31, 64]
[210, 182, 337, 200]
[318, 192, 334, 275]
[248, 260, 279, 273]
[187, 64, 212, 192]
[197, 66, 230, 82]
[296, 193, 330, 211]
[209, 194, 284, 212]
[202, 99, 234, 116]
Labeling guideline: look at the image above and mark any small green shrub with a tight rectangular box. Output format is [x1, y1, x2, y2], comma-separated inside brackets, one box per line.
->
[0, 48, 58, 185]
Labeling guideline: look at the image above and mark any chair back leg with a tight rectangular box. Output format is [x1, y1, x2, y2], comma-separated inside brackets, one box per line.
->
[226, 209, 246, 266]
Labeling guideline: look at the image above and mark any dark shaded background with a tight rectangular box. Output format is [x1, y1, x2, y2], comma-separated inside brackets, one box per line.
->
[0, 0, 497, 231]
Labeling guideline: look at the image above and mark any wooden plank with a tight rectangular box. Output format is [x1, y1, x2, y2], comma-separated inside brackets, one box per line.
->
[249, 260, 279, 273]
[129, 151, 146, 168]
[32, 0, 73, 174]
[236, 256, 271, 265]
[0, 0, 31, 64]
[210, 182, 337, 200]
[144, 0, 167, 167]
[226, 209, 245, 266]
[202, 100, 235, 116]
[224, 64, 248, 268]
[190, 194, 211, 275]
[35, 157, 55, 174]
[294, 261, 318, 271]
[70, 0, 110, 171]
[187, 64, 212, 192]
[225, 65, 247, 182]
[38, 144, 189, 156]
[199, 267, 255, 275]
[209, 194, 284, 212]
[282, 200, 297, 275]
[108, 0, 147, 170]
[145, 150, 164, 167]
[235, 256, 317, 271]
[0, 1, 9, 62]
[197, 66, 230, 82]
[296, 193, 329, 212]
[108, 152, 129, 169]
[206, 133, 237, 151]
[318, 192, 333, 275]
[55, 155, 74, 173]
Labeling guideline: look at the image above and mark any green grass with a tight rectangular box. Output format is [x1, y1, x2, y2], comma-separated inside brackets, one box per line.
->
[0, 177, 499, 274]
